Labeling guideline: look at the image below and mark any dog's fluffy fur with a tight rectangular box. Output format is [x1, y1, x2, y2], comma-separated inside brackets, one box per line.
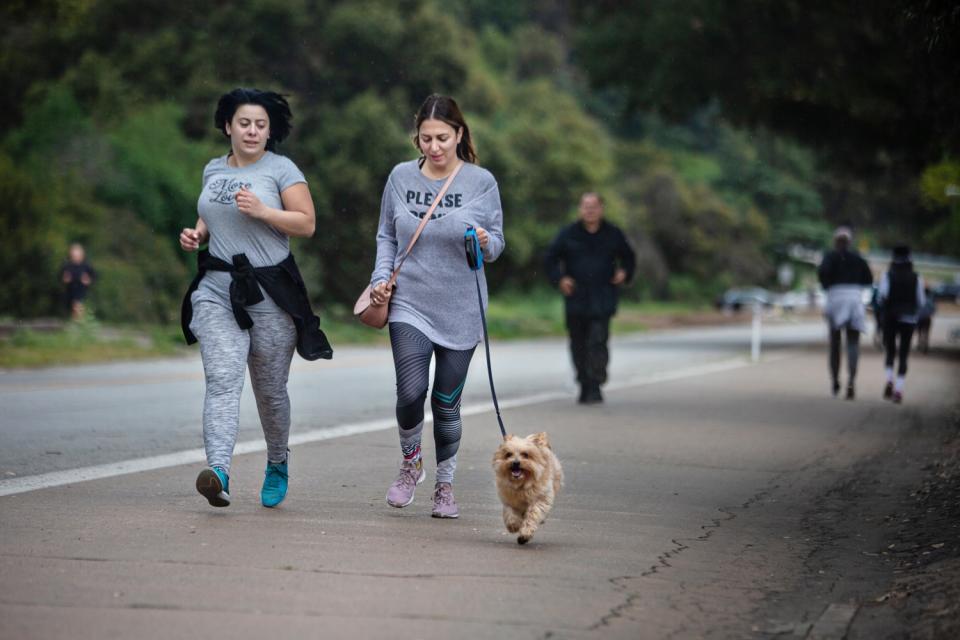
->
[492, 432, 563, 544]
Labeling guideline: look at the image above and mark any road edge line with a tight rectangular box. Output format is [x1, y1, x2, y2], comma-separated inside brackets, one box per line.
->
[0, 356, 767, 497]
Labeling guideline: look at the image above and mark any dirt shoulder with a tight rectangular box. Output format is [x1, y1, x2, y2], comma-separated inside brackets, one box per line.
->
[746, 373, 960, 639]
[847, 406, 960, 639]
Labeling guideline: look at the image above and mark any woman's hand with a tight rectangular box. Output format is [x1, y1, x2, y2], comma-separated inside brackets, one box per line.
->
[370, 281, 393, 306]
[475, 226, 490, 249]
[180, 227, 206, 252]
[236, 188, 268, 220]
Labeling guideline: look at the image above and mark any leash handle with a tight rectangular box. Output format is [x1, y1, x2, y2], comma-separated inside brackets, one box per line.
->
[464, 226, 483, 271]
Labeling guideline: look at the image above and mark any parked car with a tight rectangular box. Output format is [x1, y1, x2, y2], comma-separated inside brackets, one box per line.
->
[775, 290, 809, 312]
[715, 287, 774, 312]
[775, 289, 827, 312]
[931, 282, 960, 302]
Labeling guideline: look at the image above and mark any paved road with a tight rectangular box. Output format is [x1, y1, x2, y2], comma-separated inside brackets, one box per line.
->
[1, 318, 827, 479]
[1, 316, 958, 639]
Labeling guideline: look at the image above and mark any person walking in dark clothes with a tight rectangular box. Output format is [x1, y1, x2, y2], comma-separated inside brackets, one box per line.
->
[61, 243, 95, 321]
[817, 226, 873, 399]
[878, 246, 926, 404]
[545, 192, 636, 404]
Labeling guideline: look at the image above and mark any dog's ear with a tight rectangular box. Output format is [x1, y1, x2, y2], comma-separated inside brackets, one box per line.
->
[504, 434, 516, 441]
[530, 432, 551, 448]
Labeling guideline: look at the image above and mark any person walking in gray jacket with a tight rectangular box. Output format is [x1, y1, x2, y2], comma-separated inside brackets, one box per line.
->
[817, 226, 873, 399]
[368, 95, 505, 519]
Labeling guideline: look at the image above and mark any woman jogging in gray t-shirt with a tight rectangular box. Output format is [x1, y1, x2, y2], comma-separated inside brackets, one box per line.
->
[369, 94, 505, 518]
[179, 88, 318, 509]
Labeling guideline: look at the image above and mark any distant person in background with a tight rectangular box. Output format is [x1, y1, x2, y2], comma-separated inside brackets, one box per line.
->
[817, 226, 873, 399]
[545, 192, 636, 404]
[878, 246, 926, 403]
[61, 243, 95, 321]
[916, 287, 935, 353]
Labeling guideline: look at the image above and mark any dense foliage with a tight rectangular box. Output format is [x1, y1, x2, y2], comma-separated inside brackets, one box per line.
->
[572, 0, 960, 255]
[1, 0, 951, 323]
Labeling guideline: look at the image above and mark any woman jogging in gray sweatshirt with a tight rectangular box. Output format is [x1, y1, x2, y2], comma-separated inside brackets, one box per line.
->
[368, 94, 505, 518]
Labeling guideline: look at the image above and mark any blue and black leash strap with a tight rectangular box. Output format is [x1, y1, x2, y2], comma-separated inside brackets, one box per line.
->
[465, 226, 507, 440]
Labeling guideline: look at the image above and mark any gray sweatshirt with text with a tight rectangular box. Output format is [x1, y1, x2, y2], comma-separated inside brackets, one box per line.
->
[370, 160, 505, 349]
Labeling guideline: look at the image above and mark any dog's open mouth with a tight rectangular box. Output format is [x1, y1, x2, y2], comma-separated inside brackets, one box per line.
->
[511, 468, 524, 479]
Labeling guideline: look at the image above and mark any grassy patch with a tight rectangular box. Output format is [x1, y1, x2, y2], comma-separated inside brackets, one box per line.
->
[485, 291, 567, 338]
[0, 319, 183, 369]
[612, 300, 712, 332]
[1, 297, 710, 368]
[473, 291, 708, 338]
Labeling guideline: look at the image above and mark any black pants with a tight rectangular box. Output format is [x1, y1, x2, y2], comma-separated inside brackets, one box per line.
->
[883, 320, 914, 376]
[829, 327, 860, 384]
[567, 314, 610, 389]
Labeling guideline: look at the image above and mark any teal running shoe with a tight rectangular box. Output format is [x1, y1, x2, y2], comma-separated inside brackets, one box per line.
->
[196, 466, 230, 507]
[261, 458, 289, 508]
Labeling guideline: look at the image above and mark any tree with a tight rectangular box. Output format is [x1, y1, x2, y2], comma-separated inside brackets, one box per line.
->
[572, 0, 960, 250]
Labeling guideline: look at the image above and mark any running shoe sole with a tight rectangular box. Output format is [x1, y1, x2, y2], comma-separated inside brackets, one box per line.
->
[196, 469, 230, 507]
[386, 467, 426, 508]
[431, 510, 460, 519]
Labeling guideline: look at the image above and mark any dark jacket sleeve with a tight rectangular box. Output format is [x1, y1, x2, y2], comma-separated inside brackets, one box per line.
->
[858, 256, 873, 286]
[544, 227, 568, 287]
[817, 252, 833, 289]
[616, 228, 636, 282]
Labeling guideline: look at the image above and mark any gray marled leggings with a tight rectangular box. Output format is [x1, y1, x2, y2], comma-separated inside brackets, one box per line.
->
[191, 301, 297, 471]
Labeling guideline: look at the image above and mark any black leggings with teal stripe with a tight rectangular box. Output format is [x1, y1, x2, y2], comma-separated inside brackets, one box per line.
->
[389, 322, 476, 484]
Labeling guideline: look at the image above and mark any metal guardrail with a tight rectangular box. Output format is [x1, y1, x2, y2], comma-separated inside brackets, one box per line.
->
[787, 245, 960, 282]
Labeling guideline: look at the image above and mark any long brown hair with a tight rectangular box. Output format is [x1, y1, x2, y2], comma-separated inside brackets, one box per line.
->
[412, 94, 477, 163]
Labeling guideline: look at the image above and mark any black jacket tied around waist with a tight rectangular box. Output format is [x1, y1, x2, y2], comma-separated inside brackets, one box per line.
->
[181, 250, 333, 361]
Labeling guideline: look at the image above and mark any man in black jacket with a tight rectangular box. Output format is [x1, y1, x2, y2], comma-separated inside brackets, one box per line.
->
[545, 192, 636, 404]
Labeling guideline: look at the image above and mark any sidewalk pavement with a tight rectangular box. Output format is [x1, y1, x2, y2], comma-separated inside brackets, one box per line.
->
[1, 346, 958, 639]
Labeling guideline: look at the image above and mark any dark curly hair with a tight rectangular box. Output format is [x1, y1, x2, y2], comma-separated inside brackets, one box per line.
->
[412, 94, 476, 163]
[214, 88, 293, 151]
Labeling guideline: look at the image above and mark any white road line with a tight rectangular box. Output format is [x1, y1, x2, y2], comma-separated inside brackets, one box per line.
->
[0, 356, 764, 497]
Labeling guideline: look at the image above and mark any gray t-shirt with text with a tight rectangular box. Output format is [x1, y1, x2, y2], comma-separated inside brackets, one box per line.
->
[192, 151, 307, 314]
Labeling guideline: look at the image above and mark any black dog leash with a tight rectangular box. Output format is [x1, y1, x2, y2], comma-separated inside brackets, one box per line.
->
[465, 227, 507, 440]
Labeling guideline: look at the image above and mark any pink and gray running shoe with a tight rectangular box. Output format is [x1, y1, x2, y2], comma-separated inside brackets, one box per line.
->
[386, 459, 425, 508]
[431, 482, 459, 519]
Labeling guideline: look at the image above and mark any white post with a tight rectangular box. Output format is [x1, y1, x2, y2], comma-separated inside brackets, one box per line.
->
[751, 302, 762, 362]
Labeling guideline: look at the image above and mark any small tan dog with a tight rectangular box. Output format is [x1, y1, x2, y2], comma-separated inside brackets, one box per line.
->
[492, 432, 563, 544]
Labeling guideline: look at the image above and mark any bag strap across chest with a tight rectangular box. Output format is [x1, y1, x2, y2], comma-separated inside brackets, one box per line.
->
[386, 161, 463, 288]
